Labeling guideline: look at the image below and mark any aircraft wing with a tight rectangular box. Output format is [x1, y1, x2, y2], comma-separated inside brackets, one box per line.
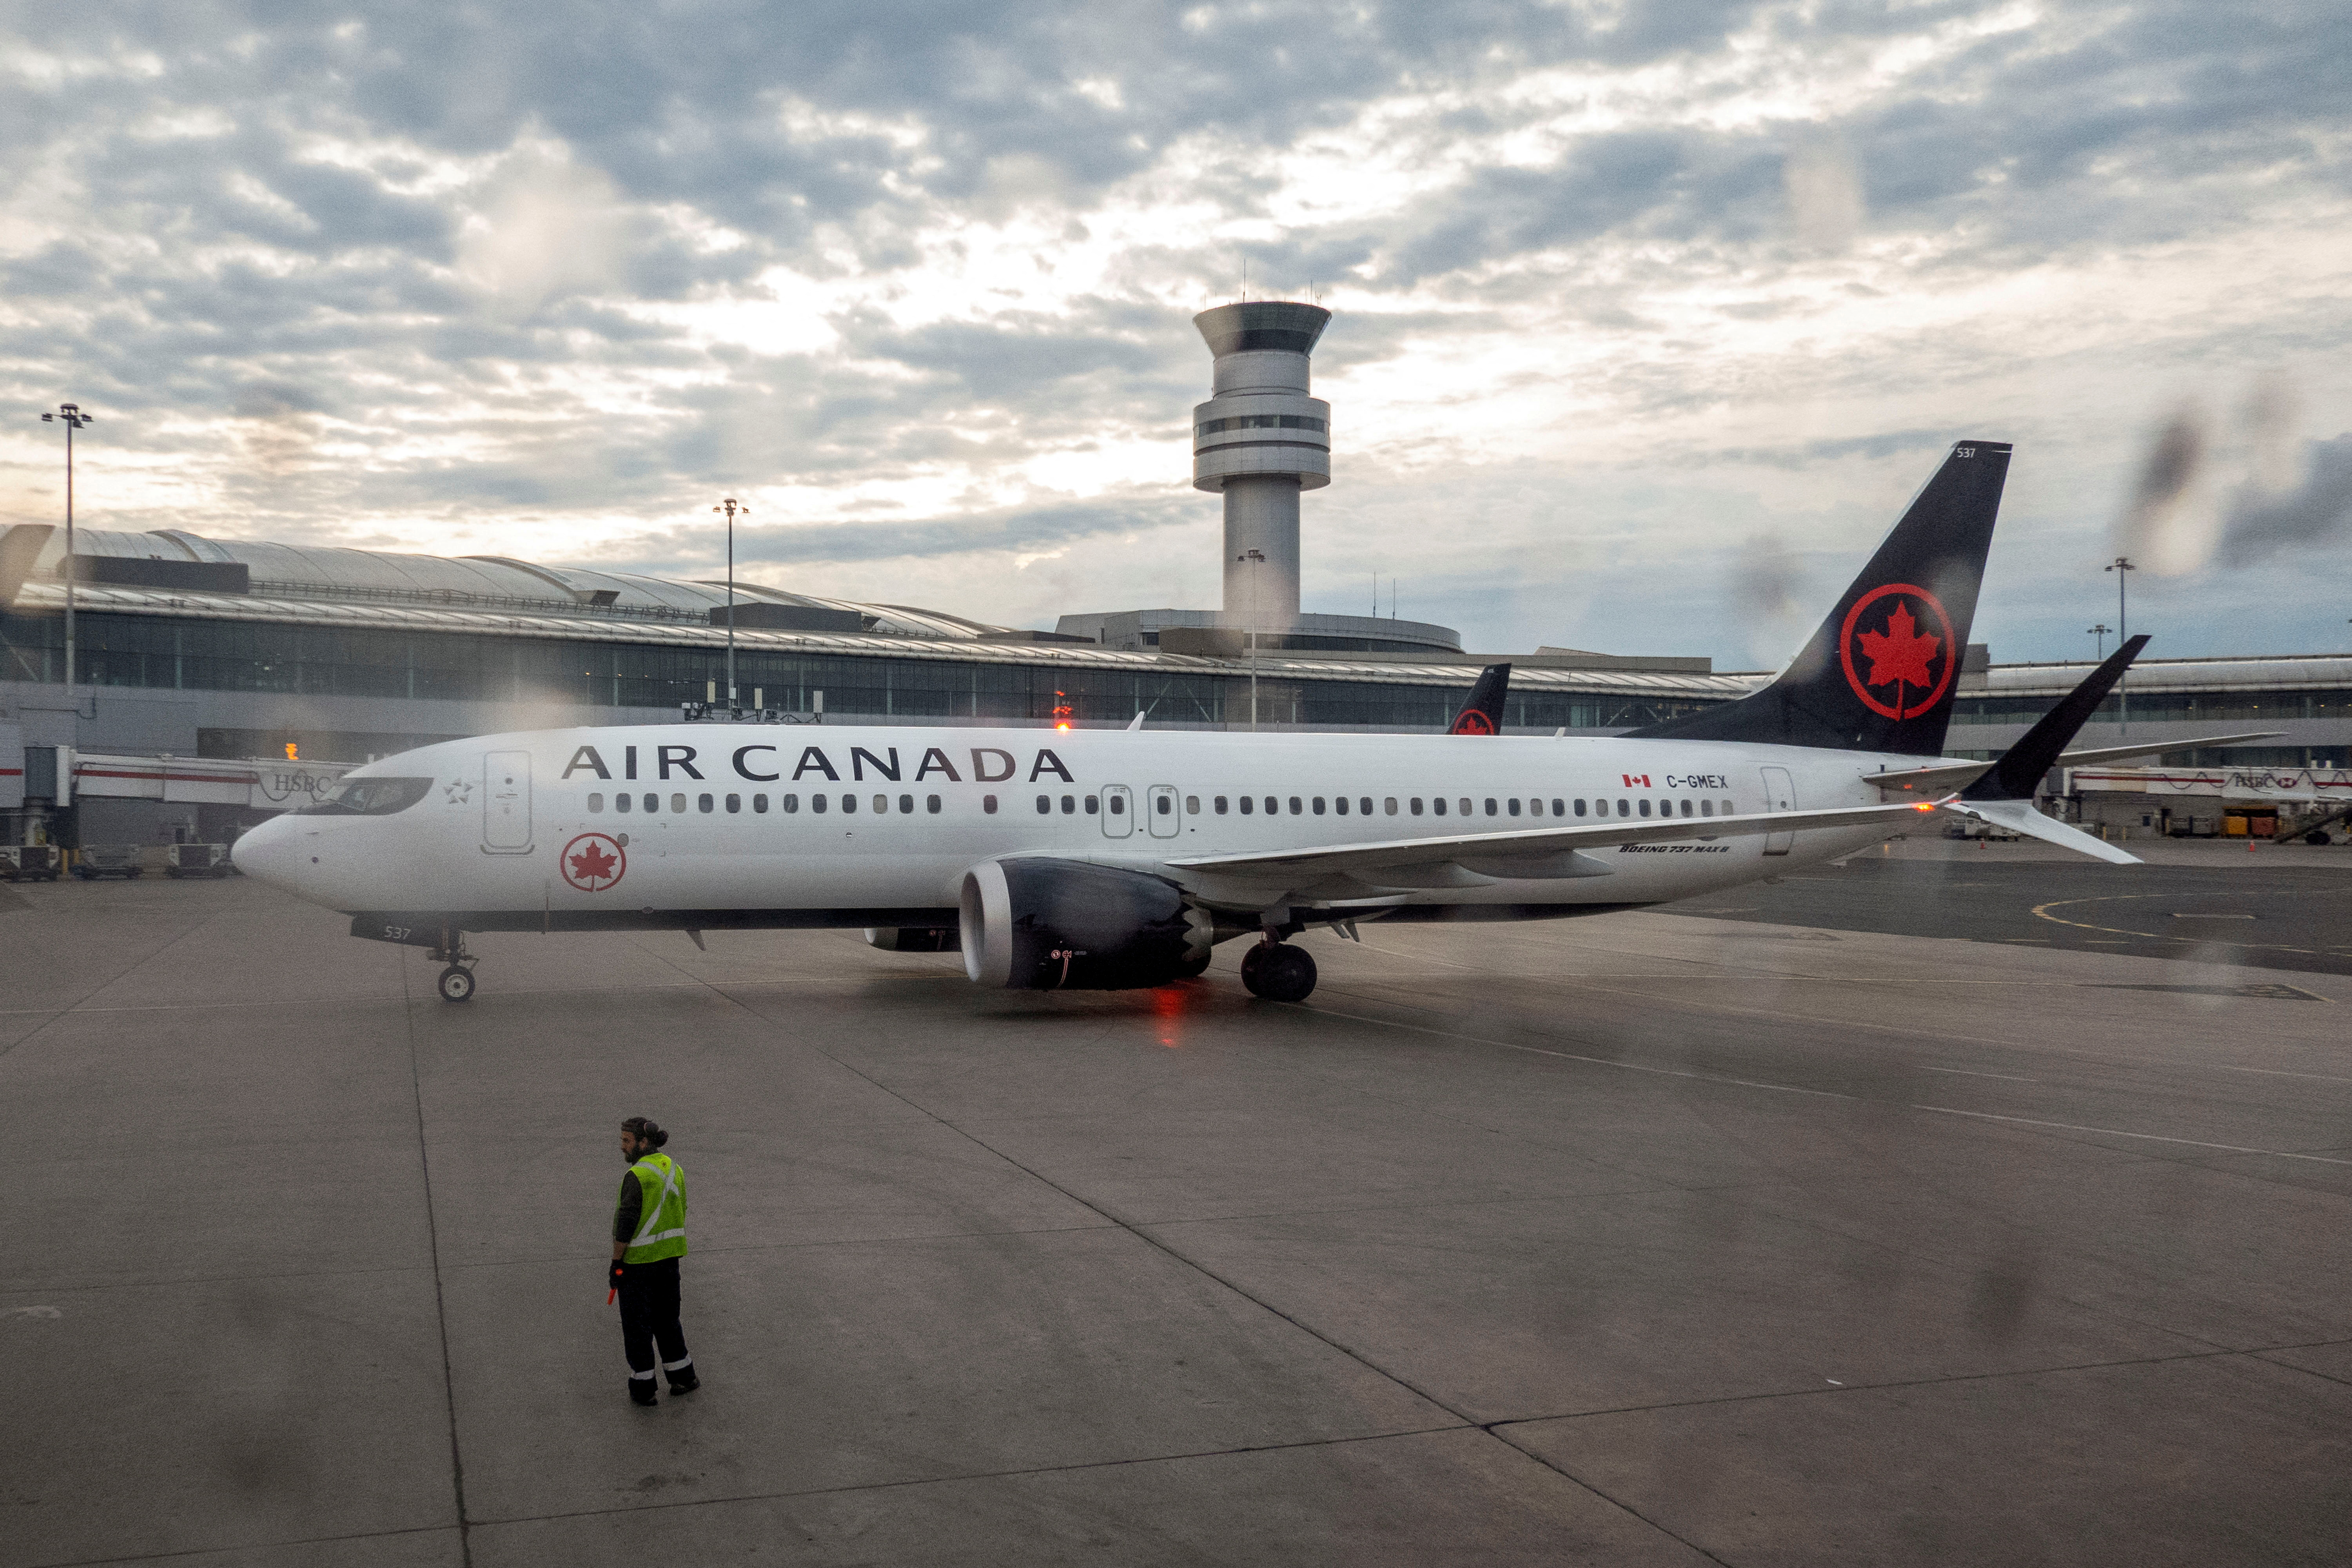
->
[1160, 800, 1942, 900]
[1861, 731, 2285, 795]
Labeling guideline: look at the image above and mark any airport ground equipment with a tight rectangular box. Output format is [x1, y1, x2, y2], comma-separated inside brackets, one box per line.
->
[0, 844, 61, 881]
[72, 844, 143, 879]
[165, 843, 232, 878]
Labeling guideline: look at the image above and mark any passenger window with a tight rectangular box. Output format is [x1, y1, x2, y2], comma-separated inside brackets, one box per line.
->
[1700, 799, 1712, 817]
[725, 794, 740, 814]
[1411, 798, 1424, 815]
[842, 795, 857, 813]
[926, 795, 941, 813]
[1062, 795, 1078, 814]
[1215, 796, 1229, 814]
[1157, 796, 1173, 815]
[1238, 796, 1253, 815]
[1616, 799, 1629, 817]
[1289, 797, 1303, 815]
[1681, 800, 1694, 817]
[1506, 799, 1521, 817]
[1185, 795, 1199, 814]
[614, 793, 631, 813]
[754, 794, 769, 813]
[1085, 795, 1099, 813]
[1109, 795, 1124, 814]
[983, 795, 998, 814]
[783, 794, 799, 813]
[671, 794, 687, 813]
[898, 794, 913, 814]
[697, 794, 713, 813]
[1459, 798, 1472, 816]
[1036, 795, 1051, 814]
[1264, 797, 1277, 814]
[873, 795, 887, 813]
[1638, 799, 1651, 818]
[1312, 797, 1326, 815]
[1551, 799, 1564, 816]
[812, 794, 827, 813]
[1574, 799, 1586, 817]
[1385, 798, 1398, 815]
[1333, 796, 1347, 815]
[1433, 797, 1446, 816]
[588, 793, 604, 813]
[1360, 797, 1373, 815]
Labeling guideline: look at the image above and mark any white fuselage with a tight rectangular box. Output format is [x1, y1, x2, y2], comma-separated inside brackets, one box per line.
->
[233, 722, 1921, 923]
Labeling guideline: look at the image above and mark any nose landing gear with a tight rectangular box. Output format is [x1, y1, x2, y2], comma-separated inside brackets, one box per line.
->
[428, 929, 478, 1004]
[1240, 936, 1318, 1003]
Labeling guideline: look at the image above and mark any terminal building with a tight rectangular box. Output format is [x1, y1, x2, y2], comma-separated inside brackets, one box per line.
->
[4, 298, 2347, 853]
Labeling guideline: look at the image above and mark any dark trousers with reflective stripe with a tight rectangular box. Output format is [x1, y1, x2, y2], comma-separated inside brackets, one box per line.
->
[617, 1257, 689, 1379]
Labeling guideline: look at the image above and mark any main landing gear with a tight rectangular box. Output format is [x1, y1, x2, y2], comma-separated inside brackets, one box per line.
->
[1240, 936, 1318, 1003]
[428, 930, 478, 1004]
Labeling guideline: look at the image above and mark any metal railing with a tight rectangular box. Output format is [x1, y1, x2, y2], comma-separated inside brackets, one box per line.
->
[244, 578, 708, 622]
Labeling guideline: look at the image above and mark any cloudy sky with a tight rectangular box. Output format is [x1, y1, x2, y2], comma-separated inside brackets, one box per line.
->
[3, 0, 2348, 666]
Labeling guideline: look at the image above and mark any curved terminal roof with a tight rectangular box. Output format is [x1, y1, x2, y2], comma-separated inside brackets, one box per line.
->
[40, 526, 1007, 640]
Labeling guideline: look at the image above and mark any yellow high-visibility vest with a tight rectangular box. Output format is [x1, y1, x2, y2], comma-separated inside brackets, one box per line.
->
[622, 1153, 688, 1264]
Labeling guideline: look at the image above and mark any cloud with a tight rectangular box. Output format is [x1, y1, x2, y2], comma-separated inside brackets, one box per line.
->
[0, 0, 2348, 661]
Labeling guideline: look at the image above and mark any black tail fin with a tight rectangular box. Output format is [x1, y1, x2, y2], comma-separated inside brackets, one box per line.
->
[1449, 663, 1511, 735]
[1630, 440, 2012, 756]
[1964, 635, 2147, 800]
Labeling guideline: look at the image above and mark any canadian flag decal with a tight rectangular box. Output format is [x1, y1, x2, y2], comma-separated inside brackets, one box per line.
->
[1621, 773, 1651, 787]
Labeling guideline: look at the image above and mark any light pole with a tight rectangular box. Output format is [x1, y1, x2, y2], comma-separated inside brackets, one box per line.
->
[40, 403, 94, 689]
[1238, 548, 1264, 731]
[2105, 556, 2136, 733]
[713, 499, 749, 710]
[2087, 622, 2110, 659]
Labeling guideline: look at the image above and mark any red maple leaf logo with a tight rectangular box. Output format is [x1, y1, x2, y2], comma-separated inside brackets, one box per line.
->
[561, 833, 625, 892]
[1855, 600, 1940, 691]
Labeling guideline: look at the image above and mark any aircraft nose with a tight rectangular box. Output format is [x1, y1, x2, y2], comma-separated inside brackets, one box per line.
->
[231, 814, 305, 891]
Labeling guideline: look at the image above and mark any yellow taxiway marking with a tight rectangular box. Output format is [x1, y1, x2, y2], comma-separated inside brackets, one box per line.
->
[2033, 895, 2326, 956]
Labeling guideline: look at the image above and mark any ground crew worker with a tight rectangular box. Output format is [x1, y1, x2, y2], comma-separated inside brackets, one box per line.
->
[609, 1116, 697, 1405]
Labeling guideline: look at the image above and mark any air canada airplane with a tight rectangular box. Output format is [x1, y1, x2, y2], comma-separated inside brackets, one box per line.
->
[235, 441, 2274, 1004]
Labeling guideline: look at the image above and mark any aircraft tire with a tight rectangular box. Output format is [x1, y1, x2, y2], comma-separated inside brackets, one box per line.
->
[1243, 943, 1317, 1003]
[437, 966, 477, 1004]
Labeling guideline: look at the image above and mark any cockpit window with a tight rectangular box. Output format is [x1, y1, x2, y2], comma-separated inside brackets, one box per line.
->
[295, 776, 434, 816]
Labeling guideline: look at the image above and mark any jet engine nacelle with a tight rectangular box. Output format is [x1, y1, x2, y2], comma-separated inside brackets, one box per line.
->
[958, 858, 1214, 990]
[864, 926, 958, 952]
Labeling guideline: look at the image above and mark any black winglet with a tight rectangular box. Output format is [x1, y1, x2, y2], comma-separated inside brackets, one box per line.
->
[1963, 635, 2149, 800]
[1448, 663, 1511, 734]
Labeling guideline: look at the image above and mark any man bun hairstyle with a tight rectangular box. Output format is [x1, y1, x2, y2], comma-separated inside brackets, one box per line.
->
[621, 1116, 668, 1149]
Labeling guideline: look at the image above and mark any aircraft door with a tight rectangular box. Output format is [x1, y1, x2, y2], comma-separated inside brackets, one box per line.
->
[1759, 766, 1795, 855]
[1147, 784, 1180, 838]
[484, 750, 533, 852]
[1100, 784, 1134, 838]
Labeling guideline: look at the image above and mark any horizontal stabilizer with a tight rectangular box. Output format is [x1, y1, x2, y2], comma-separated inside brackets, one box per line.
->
[1938, 799, 2140, 864]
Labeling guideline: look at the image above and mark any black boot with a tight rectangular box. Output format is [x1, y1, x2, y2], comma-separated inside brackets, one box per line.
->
[665, 1363, 699, 1395]
[629, 1376, 659, 1406]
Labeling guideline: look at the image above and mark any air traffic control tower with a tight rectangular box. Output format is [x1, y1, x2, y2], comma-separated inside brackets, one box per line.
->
[1055, 298, 1460, 656]
[1191, 301, 1331, 632]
